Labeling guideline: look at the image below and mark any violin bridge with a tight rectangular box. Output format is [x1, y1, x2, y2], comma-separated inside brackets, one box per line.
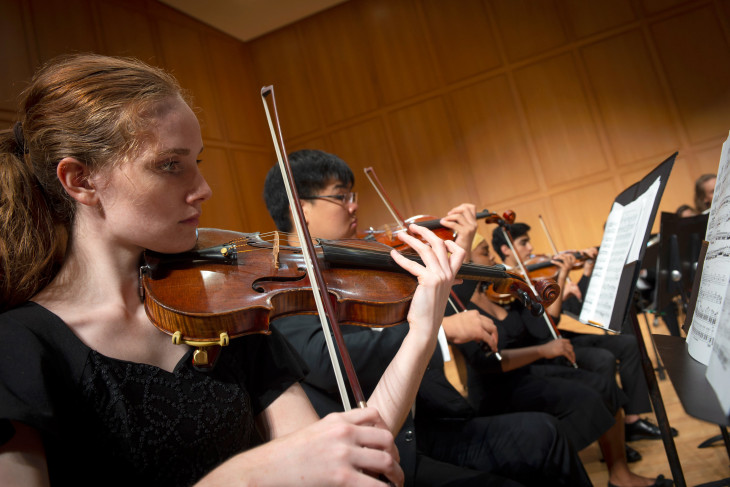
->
[273, 231, 280, 268]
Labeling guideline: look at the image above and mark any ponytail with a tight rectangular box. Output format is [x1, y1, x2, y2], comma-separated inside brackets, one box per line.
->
[0, 127, 65, 311]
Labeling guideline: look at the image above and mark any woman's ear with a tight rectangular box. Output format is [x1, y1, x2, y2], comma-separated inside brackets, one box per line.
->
[57, 157, 97, 206]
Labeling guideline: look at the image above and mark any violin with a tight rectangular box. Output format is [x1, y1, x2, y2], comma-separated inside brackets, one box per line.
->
[359, 210, 509, 251]
[485, 250, 594, 304]
[140, 229, 560, 363]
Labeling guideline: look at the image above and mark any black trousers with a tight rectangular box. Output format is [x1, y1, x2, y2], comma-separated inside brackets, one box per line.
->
[415, 412, 592, 487]
[568, 332, 652, 415]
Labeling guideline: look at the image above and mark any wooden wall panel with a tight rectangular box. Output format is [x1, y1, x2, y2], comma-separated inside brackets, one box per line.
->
[198, 147, 246, 232]
[326, 118, 405, 228]
[249, 27, 321, 139]
[157, 18, 224, 141]
[296, 4, 380, 125]
[388, 98, 478, 215]
[421, 0, 502, 84]
[7, 0, 730, 263]
[549, 179, 619, 250]
[29, 0, 99, 61]
[514, 53, 608, 186]
[449, 75, 539, 204]
[642, 0, 695, 15]
[97, 0, 158, 61]
[0, 0, 34, 114]
[580, 29, 680, 166]
[231, 150, 279, 233]
[650, 5, 730, 144]
[356, 0, 440, 104]
[489, 0, 568, 62]
[204, 34, 268, 146]
[562, 0, 636, 39]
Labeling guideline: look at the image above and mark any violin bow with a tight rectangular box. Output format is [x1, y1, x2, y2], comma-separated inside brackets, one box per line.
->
[364, 167, 409, 234]
[261, 86, 365, 409]
[499, 222, 578, 368]
[538, 214, 574, 288]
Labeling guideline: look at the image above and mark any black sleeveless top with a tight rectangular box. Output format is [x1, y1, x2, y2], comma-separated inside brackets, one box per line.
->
[0, 302, 306, 486]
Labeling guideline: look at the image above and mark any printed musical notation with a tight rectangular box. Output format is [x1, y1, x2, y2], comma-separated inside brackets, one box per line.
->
[580, 177, 661, 330]
[705, 131, 730, 415]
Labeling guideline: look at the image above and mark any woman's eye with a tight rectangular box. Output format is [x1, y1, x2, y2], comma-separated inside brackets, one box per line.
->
[158, 159, 180, 172]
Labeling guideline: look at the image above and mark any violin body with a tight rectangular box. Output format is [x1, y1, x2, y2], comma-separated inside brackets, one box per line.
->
[141, 228, 557, 348]
[141, 229, 417, 346]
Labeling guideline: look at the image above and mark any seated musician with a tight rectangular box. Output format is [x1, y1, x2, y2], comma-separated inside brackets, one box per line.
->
[0, 54, 467, 487]
[491, 222, 678, 443]
[453, 233, 673, 487]
[263, 148, 592, 487]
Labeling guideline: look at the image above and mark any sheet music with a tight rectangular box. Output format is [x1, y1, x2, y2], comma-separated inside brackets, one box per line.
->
[580, 178, 660, 329]
[580, 203, 624, 326]
[706, 280, 730, 415]
[688, 131, 730, 365]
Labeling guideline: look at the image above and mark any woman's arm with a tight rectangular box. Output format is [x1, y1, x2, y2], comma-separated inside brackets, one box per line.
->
[0, 422, 50, 487]
[364, 226, 464, 434]
[198, 385, 403, 487]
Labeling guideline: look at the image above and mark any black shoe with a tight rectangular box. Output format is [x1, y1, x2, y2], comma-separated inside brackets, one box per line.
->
[608, 474, 673, 487]
[625, 418, 679, 441]
[600, 444, 642, 463]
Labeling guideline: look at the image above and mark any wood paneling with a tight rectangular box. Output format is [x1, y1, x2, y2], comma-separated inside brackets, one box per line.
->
[562, 0, 636, 39]
[249, 27, 321, 139]
[421, 0, 502, 84]
[29, 0, 99, 61]
[296, 4, 380, 125]
[514, 53, 608, 186]
[449, 75, 539, 204]
[231, 149, 279, 233]
[157, 17, 224, 141]
[581, 29, 679, 166]
[550, 178, 622, 249]
[0, 0, 34, 112]
[388, 97, 477, 215]
[650, 5, 730, 144]
[326, 118, 405, 228]
[356, 0, 440, 104]
[205, 34, 268, 146]
[490, 0, 568, 62]
[97, 0, 158, 61]
[199, 147, 246, 232]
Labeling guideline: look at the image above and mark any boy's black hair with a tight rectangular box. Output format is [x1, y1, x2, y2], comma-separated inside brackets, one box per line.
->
[491, 222, 531, 260]
[263, 149, 355, 233]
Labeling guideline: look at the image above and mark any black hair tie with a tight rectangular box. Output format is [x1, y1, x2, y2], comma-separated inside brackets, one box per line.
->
[12, 121, 27, 160]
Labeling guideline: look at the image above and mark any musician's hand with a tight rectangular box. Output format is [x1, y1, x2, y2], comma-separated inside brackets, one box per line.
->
[442, 310, 498, 351]
[198, 408, 403, 487]
[391, 224, 464, 339]
[580, 247, 598, 276]
[539, 338, 575, 364]
[562, 280, 582, 302]
[440, 203, 477, 262]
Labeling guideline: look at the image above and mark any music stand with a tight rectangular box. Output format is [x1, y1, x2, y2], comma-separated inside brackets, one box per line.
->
[655, 212, 709, 313]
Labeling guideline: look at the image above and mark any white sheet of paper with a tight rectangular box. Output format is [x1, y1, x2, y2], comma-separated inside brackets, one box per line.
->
[688, 131, 730, 364]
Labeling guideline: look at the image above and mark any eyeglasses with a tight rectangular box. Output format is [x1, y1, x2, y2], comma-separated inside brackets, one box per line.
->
[301, 192, 358, 205]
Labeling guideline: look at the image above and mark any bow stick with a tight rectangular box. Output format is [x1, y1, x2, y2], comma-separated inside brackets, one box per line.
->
[261, 86, 365, 409]
[499, 223, 579, 368]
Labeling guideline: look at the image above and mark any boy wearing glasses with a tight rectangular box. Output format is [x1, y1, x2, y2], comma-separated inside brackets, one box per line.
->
[262, 149, 591, 487]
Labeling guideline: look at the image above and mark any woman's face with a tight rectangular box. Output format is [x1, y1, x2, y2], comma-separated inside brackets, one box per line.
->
[91, 96, 212, 254]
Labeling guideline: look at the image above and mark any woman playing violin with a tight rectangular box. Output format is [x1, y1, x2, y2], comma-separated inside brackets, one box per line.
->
[0, 54, 465, 487]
